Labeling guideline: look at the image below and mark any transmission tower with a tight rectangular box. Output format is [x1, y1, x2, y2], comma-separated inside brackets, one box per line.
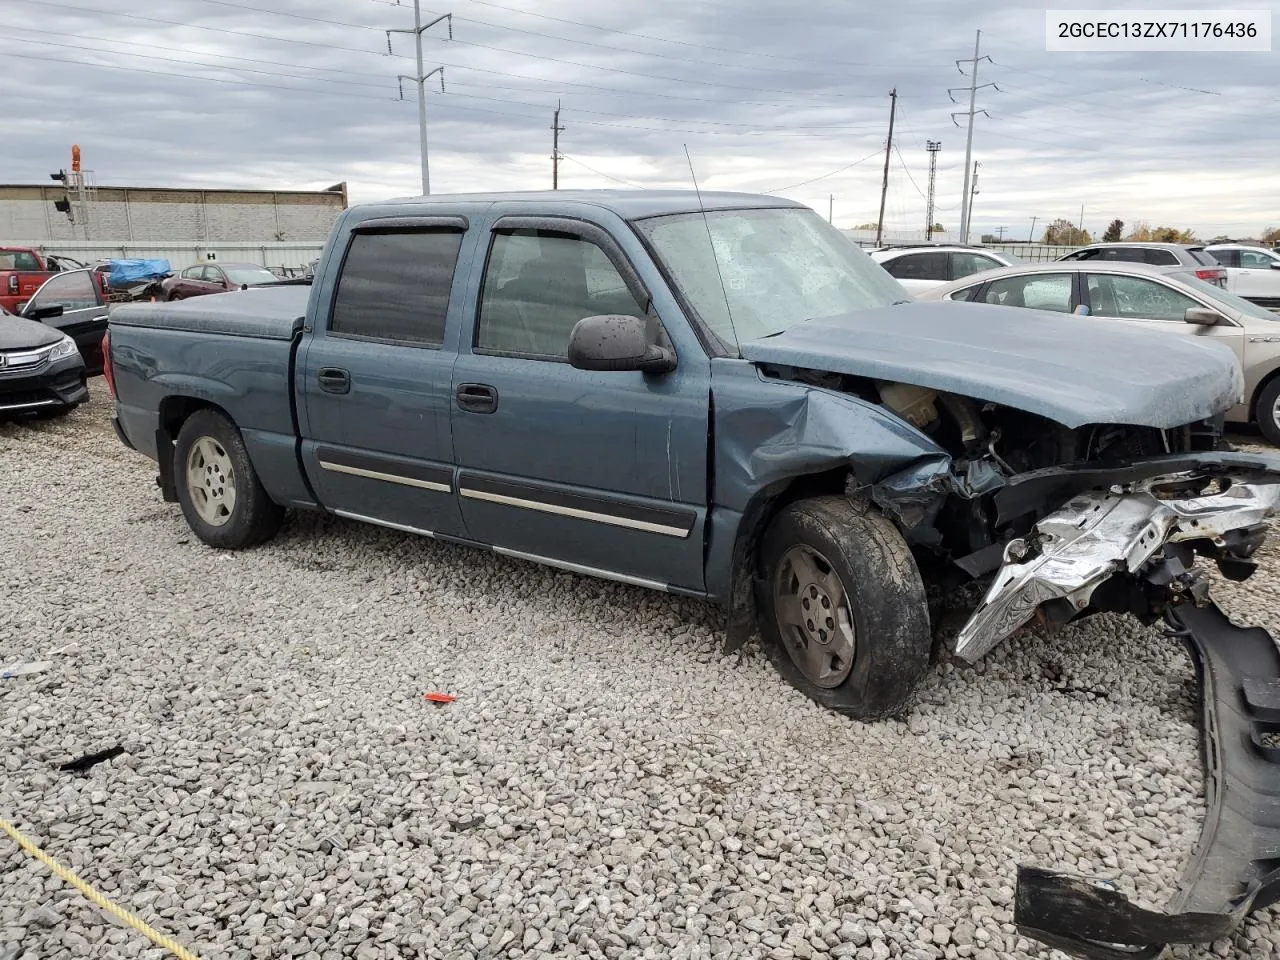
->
[924, 141, 941, 239]
[949, 30, 998, 243]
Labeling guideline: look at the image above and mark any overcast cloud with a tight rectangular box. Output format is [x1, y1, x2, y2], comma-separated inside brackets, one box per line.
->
[2, 0, 1276, 237]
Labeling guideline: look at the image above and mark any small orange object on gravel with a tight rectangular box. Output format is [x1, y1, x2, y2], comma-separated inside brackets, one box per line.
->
[424, 692, 456, 704]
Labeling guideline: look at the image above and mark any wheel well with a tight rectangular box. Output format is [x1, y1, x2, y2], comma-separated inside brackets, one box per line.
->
[724, 467, 854, 651]
[158, 396, 228, 441]
[1250, 367, 1280, 421]
[155, 397, 233, 502]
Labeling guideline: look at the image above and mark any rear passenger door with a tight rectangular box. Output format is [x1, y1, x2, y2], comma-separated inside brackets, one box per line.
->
[448, 215, 710, 593]
[299, 217, 473, 539]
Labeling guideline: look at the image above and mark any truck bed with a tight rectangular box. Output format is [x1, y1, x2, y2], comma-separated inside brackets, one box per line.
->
[108, 285, 309, 339]
[109, 286, 316, 511]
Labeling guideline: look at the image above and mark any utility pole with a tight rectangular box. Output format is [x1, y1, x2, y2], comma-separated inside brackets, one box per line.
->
[828, 194, 833, 224]
[551, 101, 564, 189]
[874, 88, 897, 248]
[924, 140, 941, 239]
[950, 29, 996, 244]
[1029, 215, 1038, 242]
[995, 225, 1006, 241]
[387, 6, 451, 195]
[965, 161, 980, 241]
[1077, 202, 1086, 242]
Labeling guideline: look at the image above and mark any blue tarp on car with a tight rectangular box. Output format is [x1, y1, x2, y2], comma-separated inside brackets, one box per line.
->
[108, 259, 171, 287]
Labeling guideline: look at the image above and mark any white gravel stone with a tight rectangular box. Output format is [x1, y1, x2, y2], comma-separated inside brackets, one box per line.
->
[2, 385, 1280, 959]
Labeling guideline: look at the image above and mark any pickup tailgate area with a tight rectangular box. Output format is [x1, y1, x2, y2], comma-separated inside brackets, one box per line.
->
[108, 287, 315, 509]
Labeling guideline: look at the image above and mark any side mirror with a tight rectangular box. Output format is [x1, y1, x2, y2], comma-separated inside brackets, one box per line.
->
[27, 303, 64, 321]
[567, 314, 676, 375]
[1270, 261, 1280, 270]
[1184, 306, 1224, 326]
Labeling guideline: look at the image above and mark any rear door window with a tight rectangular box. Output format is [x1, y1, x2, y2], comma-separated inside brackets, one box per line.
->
[950, 252, 1002, 279]
[883, 252, 948, 281]
[979, 273, 1073, 312]
[329, 228, 464, 346]
[1087, 274, 1200, 321]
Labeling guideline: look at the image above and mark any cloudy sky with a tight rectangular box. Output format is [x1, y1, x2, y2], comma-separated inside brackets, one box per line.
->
[2, 0, 1276, 239]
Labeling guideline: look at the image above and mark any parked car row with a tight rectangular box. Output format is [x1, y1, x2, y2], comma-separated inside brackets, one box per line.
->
[871, 239, 1280, 443]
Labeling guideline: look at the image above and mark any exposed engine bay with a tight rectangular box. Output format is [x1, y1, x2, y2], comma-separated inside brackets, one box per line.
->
[758, 363, 1273, 663]
[755, 362, 1280, 960]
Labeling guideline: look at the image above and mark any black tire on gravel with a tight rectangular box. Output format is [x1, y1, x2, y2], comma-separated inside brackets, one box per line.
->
[174, 409, 284, 549]
[757, 496, 932, 720]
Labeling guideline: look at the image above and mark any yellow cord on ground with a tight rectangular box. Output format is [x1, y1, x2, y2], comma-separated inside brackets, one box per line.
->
[0, 814, 205, 960]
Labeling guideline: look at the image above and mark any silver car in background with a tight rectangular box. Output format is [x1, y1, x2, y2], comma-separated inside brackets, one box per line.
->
[918, 260, 1280, 443]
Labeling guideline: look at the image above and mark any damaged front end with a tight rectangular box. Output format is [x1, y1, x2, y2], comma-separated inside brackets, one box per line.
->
[873, 450, 1280, 958]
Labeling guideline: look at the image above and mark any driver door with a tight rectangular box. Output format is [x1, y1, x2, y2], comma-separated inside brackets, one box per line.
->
[449, 216, 710, 592]
[21, 270, 108, 372]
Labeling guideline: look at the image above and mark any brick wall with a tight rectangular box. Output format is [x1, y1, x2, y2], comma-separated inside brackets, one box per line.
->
[0, 185, 346, 243]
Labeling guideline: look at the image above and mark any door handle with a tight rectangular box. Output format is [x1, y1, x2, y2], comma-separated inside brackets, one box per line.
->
[318, 366, 351, 394]
[456, 382, 498, 414]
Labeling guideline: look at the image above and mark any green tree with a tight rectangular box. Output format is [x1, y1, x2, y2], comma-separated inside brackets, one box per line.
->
[1262, 226, 1280, 243]
[932, 223, 945, 232]
[854, 222, 879, 230]
[1042, 218, 1091, 245]
[1102, 219, 1124, 242]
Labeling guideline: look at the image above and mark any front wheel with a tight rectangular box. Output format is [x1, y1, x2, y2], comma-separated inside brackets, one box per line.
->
[174, 409, 284, 549]
[1256, 378, 1280, 447]
[757, 497, 932, 720]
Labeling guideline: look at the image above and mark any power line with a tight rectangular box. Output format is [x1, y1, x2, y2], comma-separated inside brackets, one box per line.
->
[11, 0, 402, 59]
[561, 155, 648, 187]
[766, 149, 884, 193]
[458, 0, 870, 68]
[892, 143, 926, 200]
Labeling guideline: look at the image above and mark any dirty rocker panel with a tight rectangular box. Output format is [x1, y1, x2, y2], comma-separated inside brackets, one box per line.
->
[315, 445, 453, 493]
[456, 472, 697, 538]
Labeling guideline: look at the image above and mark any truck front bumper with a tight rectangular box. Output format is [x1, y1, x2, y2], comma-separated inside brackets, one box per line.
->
[1016, 600, 1280, 959]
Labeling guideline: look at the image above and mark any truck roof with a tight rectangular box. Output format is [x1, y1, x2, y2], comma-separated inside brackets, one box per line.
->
[375, 189, 801, 220]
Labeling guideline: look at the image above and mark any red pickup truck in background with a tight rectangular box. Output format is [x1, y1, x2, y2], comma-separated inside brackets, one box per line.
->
[0, 246, 59, 314]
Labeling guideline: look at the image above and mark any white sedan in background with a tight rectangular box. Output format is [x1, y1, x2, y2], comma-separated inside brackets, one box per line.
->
[868, 244, 1021, 296]
[917, 260, 1280, 444]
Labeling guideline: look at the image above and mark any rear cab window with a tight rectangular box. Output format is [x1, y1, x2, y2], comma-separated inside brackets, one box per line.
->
[329, 227, 465, 346]
[0, 250, 42, 271]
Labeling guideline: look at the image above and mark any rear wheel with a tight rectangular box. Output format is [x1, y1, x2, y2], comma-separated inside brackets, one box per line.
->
[1256, 378, 1280, 447]
[757, 497, 932, 720]
[174, 409, 283, 549]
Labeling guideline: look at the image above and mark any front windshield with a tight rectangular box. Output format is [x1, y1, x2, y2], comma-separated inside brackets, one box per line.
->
[1175, 273, 1280, 321]
[225, 267, 279, 285]
[634, 206, 908, 351]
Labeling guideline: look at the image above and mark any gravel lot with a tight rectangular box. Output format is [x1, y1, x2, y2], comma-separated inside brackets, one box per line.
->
[3, 382, 1280, 960]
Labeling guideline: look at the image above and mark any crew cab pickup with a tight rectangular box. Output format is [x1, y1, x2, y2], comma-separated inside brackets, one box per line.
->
[107, 191, 1280, 957]
[0, 246, 58, 314]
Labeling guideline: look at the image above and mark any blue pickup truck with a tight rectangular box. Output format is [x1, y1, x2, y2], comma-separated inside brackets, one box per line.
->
[107, 190, 1280, 955]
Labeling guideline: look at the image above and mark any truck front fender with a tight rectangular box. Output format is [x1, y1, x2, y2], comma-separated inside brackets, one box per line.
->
[706, 362, 949, 651]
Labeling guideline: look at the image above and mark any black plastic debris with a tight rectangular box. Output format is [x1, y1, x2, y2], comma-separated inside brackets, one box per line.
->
[57, 745, 125, 774]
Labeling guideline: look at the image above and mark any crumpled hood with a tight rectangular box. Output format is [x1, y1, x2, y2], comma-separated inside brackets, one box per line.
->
[739, 300, 1243, 429]
[0, 315, 62, 351]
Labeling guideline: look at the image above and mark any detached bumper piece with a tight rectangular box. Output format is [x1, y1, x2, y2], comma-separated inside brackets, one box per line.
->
[1016, 601, 1280, 959]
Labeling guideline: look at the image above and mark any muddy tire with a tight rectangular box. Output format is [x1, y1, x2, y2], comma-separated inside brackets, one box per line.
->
[757, 497, 932, 720]
[1256, 377, 1280, 447]
[174, 409, 283, 549]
